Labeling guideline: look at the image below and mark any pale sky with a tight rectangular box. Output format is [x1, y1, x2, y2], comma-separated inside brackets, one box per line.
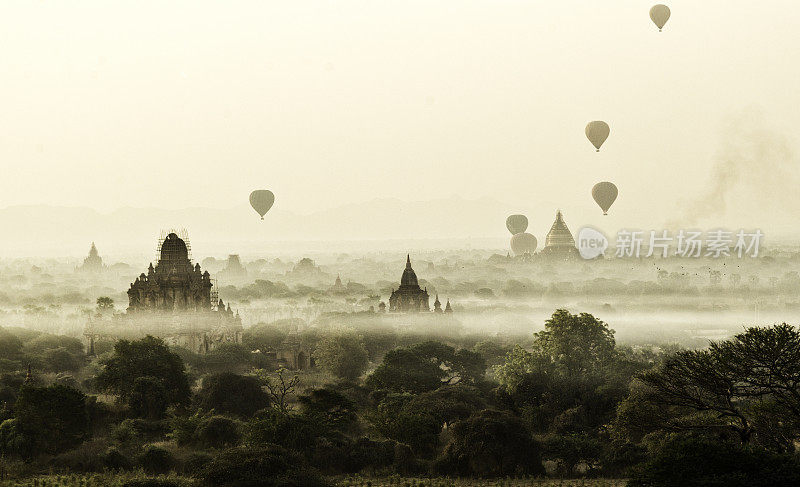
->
[2, 1, 800, 236]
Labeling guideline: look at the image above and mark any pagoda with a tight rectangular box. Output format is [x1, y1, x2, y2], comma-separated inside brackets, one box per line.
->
[539, 210, 579, 258]
[78, 242, 105, 273]
[127, 233, 214, 312]
[389, 255, 430, 312]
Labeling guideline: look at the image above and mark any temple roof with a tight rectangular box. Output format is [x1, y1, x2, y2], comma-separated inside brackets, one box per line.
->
[544, 210, 576, 249]
[160, 233, 189, 264]
[400, 254, 419, 287]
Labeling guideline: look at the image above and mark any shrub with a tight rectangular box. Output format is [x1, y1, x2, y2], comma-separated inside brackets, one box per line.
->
[435, 409, 545, 477]
[201, 445, 329, 487]
[138, 445, 176, 475]
[313, 332, 369, 381]
[183, 451, 213, 476]
[195, 372, 270, 418]
[123, 480, 180, 487]
[129, 376, 170, 420]
[11, 384, 88, 457]
[628, 435, 800, 487]
[245, 409, 322, 452]
[49, 439, 108, 472]
[197, 416, 241, 448]
[104, 446, 133, 470]
[96, 336, 190, 406]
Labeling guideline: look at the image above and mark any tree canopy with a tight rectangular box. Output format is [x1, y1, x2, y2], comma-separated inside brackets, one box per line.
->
[95, 335, 190, 406]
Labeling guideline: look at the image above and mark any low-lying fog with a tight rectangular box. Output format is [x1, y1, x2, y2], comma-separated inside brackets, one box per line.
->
[3, 242, 799, 350]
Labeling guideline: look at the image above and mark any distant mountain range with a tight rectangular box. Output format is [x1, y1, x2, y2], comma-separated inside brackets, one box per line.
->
[0, 196, 572, 258]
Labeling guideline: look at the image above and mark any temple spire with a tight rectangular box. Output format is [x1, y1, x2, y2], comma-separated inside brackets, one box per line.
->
[406, 254, 411, 268]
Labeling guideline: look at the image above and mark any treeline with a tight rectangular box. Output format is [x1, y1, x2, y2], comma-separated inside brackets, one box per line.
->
[2, 311, 800, 486]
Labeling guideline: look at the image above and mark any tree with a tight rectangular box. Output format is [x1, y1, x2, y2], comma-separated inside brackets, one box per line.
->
[95, 336, 190, 406]
[365, 348, 443, 394]
[40, 347, 83, 372]
[96, 296, 114, 313]
[472, 340, 512, 367]
[258, 368, 299, 413]
[128, 376, 169, 420]
[494, 311, 631, 434]
[628, 435, 800, 487]
[313, 332, 369, 381]
[435, 409, 545, 477]
[541, 433, 603, 477]
[202, 343, 254, 373]
[623, 324, 800, 448]
[245, 408, 322, 453]
[9, 384, 88, 457]
[201, 445, 328, 487]
[0, 329, 23, 368]
[405, 384, 486, 427]
[366, 342, 487, 394]
[196, 372, 270, 418]
[197, 416, 241, 448]
[370, 393, 441, 456]
[138, 445, 175, 475]
[298, 387, 357, 432]
[536, 309, 616, 376]
[241, 322, 289, 351]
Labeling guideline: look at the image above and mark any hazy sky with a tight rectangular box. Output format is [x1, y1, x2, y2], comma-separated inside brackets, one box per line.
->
[2, 1, 800, 235]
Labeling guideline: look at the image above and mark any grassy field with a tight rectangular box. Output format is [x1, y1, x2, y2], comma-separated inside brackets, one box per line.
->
[0, 473, 188, 487]
[334, 478, 626, 487]
[0, 474, 627, 487]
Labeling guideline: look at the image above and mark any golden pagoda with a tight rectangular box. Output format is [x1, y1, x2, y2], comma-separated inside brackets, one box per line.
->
[539, 210, 579, 258]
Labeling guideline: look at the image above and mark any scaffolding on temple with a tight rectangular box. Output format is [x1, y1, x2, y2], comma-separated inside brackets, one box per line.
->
[155, 228, 192, 263]
[210, 278, 219, 310]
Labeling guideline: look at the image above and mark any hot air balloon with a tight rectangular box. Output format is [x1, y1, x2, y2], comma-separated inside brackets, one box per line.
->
[249, 190, 275, 220]
[592, 182, 618, 215]
[506, 214, 528, 235]
[510, 233, 537, 256]
[585, 121, 610, 152]
[650, 4, 670, 31]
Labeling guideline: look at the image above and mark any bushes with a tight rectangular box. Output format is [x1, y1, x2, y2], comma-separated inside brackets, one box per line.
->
[170, 412, 240, 448]
[113, 419, 169, 446]
[105, 447, 133, 470]
[138, 445, 176, 475]
[313, 332, 369, 381]
[201, 445, 329, 487]
[129, 376, 170, 420]
[242, 322, 289, 351]
[122, 480, 180, 487]
[182, 451, 213, 476]
[8, 384, 89, 457]
[245, 408, 321, 452]
[196, 416, 241, 449]
[435, 409, 545, 478]
[96, 336, 190, 407]
[195, 372, 270, 418]
[628, 435, 800, 487]
[370, 394, 441, 456]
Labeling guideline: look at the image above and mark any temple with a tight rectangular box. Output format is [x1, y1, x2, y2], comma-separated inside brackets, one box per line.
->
[78, 242, 105, 273]
[330, 275, 347, 294]
[220, 254, 247, 278]
[539, 210, 579, 258]
[389, 255, 430, 312]
[127, 233, 214, 312]
[85, 231, 241, 355]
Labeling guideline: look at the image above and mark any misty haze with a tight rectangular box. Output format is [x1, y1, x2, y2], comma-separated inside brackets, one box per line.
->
[2, 2, 800, 487]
